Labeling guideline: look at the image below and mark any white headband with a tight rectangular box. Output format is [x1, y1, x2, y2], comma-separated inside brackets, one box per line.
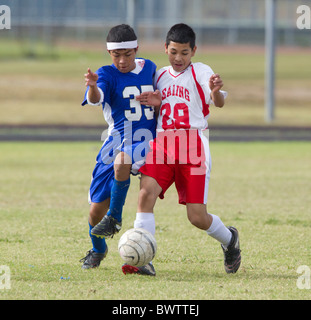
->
[106, 40, 138, 50]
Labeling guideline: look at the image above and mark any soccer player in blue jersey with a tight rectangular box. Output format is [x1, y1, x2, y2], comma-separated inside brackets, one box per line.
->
[80, 24, 157, 269]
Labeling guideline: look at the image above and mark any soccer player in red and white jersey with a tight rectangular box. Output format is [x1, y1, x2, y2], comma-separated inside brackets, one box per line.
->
[122, 24, 241, 276]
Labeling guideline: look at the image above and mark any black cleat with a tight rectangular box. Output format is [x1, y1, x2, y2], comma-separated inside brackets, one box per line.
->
[122, 262, 156, 276]
[91, 215, 122, 239]
[80, 247, 108, 269]
[222, 226, 241, 274]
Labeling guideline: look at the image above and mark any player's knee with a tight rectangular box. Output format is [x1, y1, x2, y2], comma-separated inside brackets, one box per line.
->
[89, 209, 102, 226]
[114, 152, 132, 180]
[187, 207, 210, 230]
[89, 202, 108, 225]
[139, 187, 154, 203]
[137, 187, 157, 212]
[188, 214, 202, 228]
[114, 163, 131, 180]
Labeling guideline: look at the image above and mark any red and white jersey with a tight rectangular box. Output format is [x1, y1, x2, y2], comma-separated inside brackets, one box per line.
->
[155, 62, 226, 131]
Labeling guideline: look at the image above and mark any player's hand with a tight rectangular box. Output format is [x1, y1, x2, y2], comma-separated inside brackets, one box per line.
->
[209, 74, 223, 93]
[136, 90, 162, 107]
[85, 68, 98, 87]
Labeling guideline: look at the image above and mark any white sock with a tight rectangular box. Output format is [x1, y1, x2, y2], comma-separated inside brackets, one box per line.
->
[206, 214, 232, 247]
[134, 212, 155, 236]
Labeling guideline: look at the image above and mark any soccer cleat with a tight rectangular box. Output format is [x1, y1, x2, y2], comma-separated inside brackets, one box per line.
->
[80, 247, 108, 269]
[91, 215, 122, 239]
[122, 262, 156, 276]
[221, 226, 241, 274]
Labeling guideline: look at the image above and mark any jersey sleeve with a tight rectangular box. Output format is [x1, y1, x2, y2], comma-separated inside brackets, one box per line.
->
[150, 60, 157, 81]
[194, 63, 227, 105]
[154, 67, 168, 89]
[193, 63, 214, 105]
[144, 60, 157, 89]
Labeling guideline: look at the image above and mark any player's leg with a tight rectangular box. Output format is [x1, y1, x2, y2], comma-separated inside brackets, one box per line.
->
[186, 204, 241, 273]
[80, 162, 113, 268]
[177, 134, 241, 274]
[186, 203, 212, 229]
[186, 204, 231, 244]
[80, 200, 109, 269]
[122, 174, 161, 276]
[91, 152, 131, 238]
[183, 145, 241, 272]
[185, 134, 237, 253]
[108, 151, 132, 222]
[123, 136, 174, 276]
[134, 174, 162, 234]
[89, 200, 110, 226]
[137, 174, 162, 214]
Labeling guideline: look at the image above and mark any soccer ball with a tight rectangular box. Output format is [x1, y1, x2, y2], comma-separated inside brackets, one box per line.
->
[118, 228, 157, 267]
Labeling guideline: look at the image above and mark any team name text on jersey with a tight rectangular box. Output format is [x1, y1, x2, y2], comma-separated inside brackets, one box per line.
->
[161, 85, 190, 102]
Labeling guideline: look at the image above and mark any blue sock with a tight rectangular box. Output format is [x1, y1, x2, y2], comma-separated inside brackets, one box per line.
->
[89, 223, 107, 253]
[107, 178, 130, 223]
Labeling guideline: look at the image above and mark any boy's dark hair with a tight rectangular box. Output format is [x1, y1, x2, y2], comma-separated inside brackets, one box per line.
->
[106, 24, 137, 42]
[166, 23, 196, 49]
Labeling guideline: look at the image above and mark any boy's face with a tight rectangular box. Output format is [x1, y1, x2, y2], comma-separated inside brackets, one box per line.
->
[108, 48, 138, 73]
[165, 41, 197, 73]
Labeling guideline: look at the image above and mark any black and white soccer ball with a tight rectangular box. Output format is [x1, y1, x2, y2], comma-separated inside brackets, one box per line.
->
[118, 228, 157, 267]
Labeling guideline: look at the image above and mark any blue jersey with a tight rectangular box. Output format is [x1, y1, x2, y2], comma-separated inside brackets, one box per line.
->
[82, 58, 157, 167]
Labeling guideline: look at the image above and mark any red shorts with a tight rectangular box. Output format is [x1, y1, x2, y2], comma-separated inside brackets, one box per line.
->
[139, 129, 211, 205]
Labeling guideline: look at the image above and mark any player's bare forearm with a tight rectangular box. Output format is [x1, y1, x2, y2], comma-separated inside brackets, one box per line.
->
[211, 90, 225, 108]
[87, 86, 101, 104]
[85, 68, 101, 104]
[209, 73, 225, 108]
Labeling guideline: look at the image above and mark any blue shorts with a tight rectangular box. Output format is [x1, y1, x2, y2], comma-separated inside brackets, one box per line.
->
[88, 139, 151, 204]
[88, 161, 115, 203]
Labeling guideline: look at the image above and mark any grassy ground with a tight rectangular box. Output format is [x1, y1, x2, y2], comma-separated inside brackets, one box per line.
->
[0, 141, 310, 300]
[0, 40, 311, 127]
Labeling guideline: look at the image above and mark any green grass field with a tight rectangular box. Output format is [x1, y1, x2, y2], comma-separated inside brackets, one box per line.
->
[0, 141, 310, 300]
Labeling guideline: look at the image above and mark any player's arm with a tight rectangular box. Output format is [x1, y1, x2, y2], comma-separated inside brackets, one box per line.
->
[84, 68, 102, 104]
[136, 90, 161, 107]
[209, 74, 225, 108]
[136, 90, 162, 119]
